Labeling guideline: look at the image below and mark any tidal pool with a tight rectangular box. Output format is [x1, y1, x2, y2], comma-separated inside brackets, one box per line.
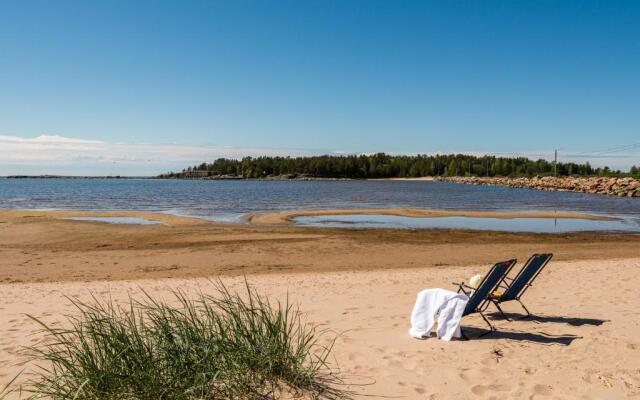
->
[294, 214, 640, 233]
[64, 217, 162, 225]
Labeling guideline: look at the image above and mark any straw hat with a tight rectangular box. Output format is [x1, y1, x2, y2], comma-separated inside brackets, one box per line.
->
[469, 274, 484, 289]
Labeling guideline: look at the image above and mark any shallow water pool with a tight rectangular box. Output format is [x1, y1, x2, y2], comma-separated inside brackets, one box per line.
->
[64, 217, 162, 225]
[294, 214, 640, 233]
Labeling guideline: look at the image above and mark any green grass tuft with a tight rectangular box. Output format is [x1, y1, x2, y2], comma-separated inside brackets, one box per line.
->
[20, 281, 349, 399]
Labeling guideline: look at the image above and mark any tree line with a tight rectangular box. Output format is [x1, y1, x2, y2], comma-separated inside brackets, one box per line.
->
[158, 153, 639, 179]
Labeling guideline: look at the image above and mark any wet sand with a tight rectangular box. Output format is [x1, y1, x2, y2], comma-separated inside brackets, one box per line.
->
[1, 210, 638, 283]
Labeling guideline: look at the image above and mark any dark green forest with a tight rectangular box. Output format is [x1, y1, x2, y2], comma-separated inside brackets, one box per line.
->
[159, 153, 639, 179]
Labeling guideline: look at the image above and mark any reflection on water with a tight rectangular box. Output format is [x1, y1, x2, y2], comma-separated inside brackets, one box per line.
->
[294, 214, 640, 233]
[64, 217, 162, 225]
[1, 178, 638, 224]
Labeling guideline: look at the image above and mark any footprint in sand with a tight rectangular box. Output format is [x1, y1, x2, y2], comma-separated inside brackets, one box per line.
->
[339, 335, 356, 344]
[347, 352, 366, 362]
[460, 367, 498, 383]
[470, 384, 512, 396]
[532, 384, 553, 396]
[414, 386, 426, 394]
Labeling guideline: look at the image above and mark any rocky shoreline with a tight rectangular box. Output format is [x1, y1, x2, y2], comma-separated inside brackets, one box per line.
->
[436, 176, 640, 198]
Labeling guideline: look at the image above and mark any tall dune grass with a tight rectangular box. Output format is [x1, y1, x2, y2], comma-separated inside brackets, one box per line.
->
[21, 281, 348, 399]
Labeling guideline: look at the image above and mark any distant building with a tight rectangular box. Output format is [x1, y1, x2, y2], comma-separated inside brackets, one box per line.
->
[183, 170, 209, 179]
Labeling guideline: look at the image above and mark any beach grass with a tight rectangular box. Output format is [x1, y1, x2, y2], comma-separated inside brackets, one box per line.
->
[19, 281, 348, 399]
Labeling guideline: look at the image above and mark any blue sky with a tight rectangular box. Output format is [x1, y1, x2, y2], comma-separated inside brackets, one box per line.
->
[1, 1, 639, 175]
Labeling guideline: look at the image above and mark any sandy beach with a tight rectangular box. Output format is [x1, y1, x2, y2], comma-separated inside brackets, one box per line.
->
[1, 210, 640, 399]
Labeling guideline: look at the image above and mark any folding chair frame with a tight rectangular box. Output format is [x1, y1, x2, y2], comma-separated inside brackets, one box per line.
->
[453, 259, 517, 339]
[491, 253, 553, 320]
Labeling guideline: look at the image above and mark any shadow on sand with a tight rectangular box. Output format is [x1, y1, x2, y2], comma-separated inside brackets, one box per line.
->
[461, 327, 581, 345]
[486, 312, 608, 326]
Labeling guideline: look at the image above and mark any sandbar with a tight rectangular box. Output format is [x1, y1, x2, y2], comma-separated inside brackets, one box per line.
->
[247, 208, 615, 225]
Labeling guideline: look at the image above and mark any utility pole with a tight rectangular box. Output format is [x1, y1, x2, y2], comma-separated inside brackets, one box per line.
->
[554, 149, 558, 177]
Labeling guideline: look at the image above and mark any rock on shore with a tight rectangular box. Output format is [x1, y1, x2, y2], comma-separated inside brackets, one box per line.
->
[436, 176, 640, 198]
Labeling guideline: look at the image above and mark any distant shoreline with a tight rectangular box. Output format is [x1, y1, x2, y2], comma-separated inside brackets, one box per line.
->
[3, 175, 434, 181]
[5, 175, 150, 179]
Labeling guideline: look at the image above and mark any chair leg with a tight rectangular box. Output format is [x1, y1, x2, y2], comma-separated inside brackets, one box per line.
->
[516, 299, 532, 319]
[493, 302, 511, 321]
[459, 312, 497, 340]
[478, 311, 496, 337]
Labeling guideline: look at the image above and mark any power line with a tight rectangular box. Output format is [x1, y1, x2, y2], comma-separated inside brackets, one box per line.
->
[579, 142, 640, 155]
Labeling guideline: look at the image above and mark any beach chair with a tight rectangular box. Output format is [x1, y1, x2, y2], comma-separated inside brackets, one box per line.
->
[490, 253, 553, 319]
[453, 259, 517, 338]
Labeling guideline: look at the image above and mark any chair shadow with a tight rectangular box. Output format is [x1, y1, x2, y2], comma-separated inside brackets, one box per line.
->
[461, 327, 581, 345]
[486, 312, 608, 326]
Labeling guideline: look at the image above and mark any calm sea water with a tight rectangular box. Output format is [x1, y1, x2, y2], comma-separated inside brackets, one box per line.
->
[1, 178, 638, 231]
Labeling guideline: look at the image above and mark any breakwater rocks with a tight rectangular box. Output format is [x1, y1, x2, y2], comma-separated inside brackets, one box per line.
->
[436, 176, 640, 198]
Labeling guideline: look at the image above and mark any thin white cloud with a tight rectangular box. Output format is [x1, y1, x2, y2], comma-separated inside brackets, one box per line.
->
[0, 134, 103, 144]
[0, 134, 332, 176]
[0, 135, 637, 176]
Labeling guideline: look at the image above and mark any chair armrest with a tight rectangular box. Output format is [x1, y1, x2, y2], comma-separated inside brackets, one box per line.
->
[459, 283, 477, 291]
[452, 282, 474, 296]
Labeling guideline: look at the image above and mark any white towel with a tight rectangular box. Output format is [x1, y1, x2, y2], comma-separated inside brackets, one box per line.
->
[409, 288, 469, 341]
